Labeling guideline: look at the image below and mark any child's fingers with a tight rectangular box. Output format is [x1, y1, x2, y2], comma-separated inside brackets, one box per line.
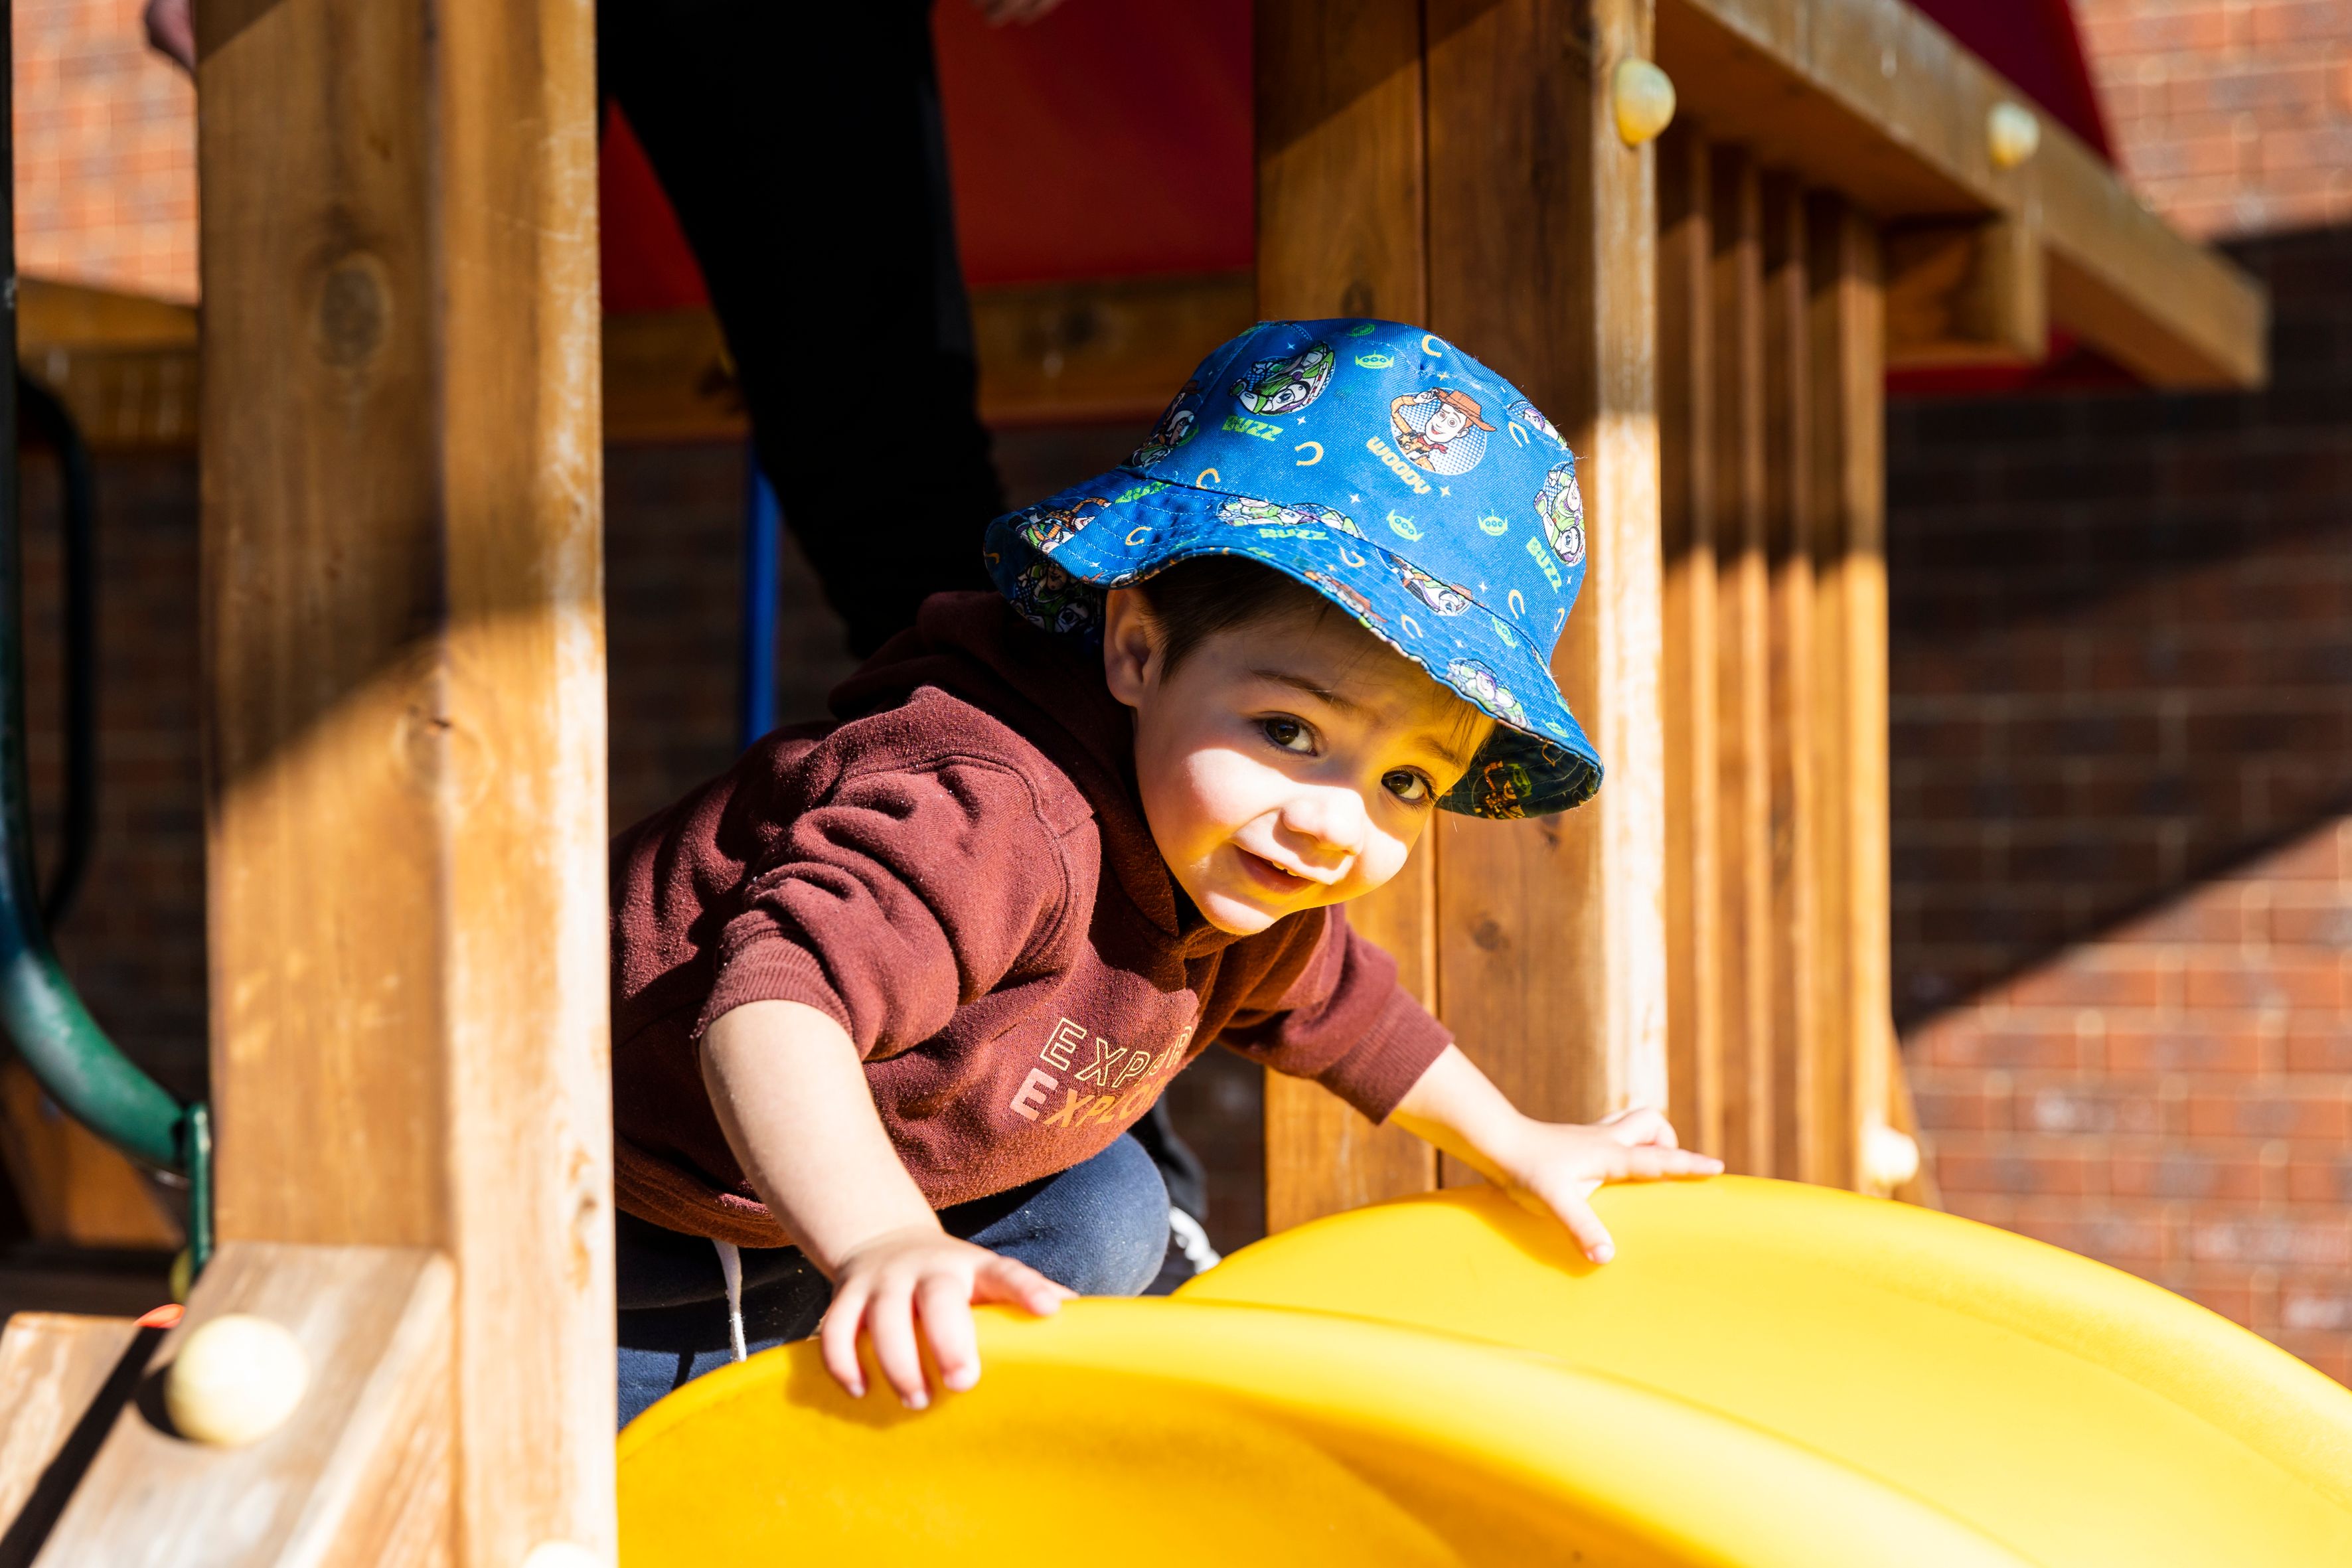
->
[1540, 1186, 1618, 1264]
[863, 1277, 933, 1411]
[972, 1254, 1075, 1316]
[915, 1273, 982, 1394]
[1607, 1145, 1725, 1182]
[819, 1279, 871, 1398]
[1602, 1105, 1678, 1148]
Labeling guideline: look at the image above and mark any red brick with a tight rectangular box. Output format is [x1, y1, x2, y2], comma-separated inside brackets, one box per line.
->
[2009, 1208, 2169, 1265]
[2284, 1019, 2352, 1072]
[2105, 1024, 2268, 1074]
[2000, 955, 2174, 1010]
[2286, 1157, 2352, 1204]
[2112, 1152, 2266, 1202]
[2023, 1082, 2169, 1137]
[2189, 1212, 2352, 1268]
[2185, 1089, 2351, 1140]
[2183, 954, 2346, 1010]
[2183, 1279, 2262, 1328]
[1938, 1150, 2097, 1198]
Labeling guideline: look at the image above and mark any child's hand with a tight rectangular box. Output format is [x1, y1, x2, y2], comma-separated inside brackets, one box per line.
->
[1490, 1105, 1722, 1265]
[819, 1224, 1073, 1409]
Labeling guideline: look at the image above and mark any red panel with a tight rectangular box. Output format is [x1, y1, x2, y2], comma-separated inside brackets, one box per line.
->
[1909, 0, 2112, 158]
[933, 0, 1254, 287]
[600, 102, 709, 312]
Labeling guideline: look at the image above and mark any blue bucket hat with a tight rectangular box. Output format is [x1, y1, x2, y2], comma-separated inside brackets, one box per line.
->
[984, 319, 1600, 818]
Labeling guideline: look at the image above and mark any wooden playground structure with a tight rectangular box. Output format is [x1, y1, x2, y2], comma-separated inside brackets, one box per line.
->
[0, 0, 2263, 1561]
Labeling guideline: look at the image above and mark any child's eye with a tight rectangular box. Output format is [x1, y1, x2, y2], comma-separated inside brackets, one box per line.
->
[1259, 716, 1315, 753]
[1383, 769, 1433, 803]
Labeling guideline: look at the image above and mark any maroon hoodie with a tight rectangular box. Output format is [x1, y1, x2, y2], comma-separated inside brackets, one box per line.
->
[609, 593, 1452, 1245]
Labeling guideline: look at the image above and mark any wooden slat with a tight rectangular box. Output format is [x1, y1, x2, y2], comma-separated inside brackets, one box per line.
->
[0, 1311, 142, 1558]
[1708, 145, 1773, 1177]
[35, 1243, 453, 1567]
[196, 0, 613, 1558]
[1257, 0, 1438, 1230]
[1883, 215, 2046, 368]
[975, 274, 1257, 426]
[1656, 123, 1723, 1161]
[1804, 193, 1887, 1192]
[1761, 173, 1820, 1182]
[1431, 0, 1667, 1144]
[1656, 0, 2264, 388]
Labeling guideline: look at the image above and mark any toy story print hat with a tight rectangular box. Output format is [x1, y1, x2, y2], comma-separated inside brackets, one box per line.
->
[984, 319, 1600, 818]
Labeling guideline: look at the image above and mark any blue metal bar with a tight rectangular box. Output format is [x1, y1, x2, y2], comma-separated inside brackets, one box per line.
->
[738, 452, 782, 751]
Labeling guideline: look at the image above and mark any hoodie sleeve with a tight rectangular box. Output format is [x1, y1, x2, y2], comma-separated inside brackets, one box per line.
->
[694, 752, 1085, 1056]
[1215, 906, 1452, 1123]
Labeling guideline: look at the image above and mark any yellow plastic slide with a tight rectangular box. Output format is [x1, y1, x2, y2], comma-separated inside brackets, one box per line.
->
[619, 1177, 2352, 1565]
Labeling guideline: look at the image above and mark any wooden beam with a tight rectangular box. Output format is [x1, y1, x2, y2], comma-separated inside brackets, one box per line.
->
[1883, 215, 2046, 368]
[1761, 173, 1820, 1182]
[1708, 145, 1773, 1177]
[1431, 0, 1666, 1138]
[1656, 0, 2265, 388]
[1257, 0, 1438, 1231]
[1655, 123, 1723, 1162]
[1804, 193, 1887, 1194]
[0, 1310, 143, 1555]
[35, 1243, 453, 1567]
[196, 0, 613, 1558]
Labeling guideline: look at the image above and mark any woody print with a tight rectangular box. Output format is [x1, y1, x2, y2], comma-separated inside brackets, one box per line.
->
[1389, 386, 1496, 477]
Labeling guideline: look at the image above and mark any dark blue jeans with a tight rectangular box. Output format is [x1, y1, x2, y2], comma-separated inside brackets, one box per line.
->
[615, 1134, 1170, 1428]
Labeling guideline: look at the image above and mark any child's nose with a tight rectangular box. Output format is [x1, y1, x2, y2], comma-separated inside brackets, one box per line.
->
[1282, 788, 1368, 862]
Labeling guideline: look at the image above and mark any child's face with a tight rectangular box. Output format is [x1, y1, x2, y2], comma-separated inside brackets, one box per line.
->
[1101, 590, 1492, 935]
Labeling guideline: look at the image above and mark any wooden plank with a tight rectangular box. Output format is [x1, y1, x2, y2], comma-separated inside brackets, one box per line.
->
[1760, 173, 1819, 1182]
[1430, 0, 1667, 1143]
[0, 1311, 142, 1560]
[1883, 215, 2045, 368]
[196, 0, 613, 1558]
[1655, 0, 2264, 388]
[35, 1243, 453, 1568]
[1708, 145, 1773, 1177]
[975, 273, 1257, 427]
[1804, 193, 1886, 1193]
[1655, 123, 1723, 1161]
[1257, 0, 1438, 1229]
[0, 1061, 181, 1249]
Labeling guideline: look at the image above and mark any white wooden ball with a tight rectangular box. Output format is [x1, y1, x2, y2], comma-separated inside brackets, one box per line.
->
[164, 1312, 310, 1447]
[1988, 101, 2041, 169]
[1613, 59, 1678, 147]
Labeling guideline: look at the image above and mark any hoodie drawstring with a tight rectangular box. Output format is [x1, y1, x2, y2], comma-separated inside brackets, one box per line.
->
[713, 1239, 747, 1363]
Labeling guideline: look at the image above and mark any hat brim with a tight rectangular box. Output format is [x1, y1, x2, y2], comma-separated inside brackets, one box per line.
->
[987, 474, 1601, 819]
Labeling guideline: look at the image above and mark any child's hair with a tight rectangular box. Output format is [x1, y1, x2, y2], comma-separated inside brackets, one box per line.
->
[1134, 555, 1334, 676]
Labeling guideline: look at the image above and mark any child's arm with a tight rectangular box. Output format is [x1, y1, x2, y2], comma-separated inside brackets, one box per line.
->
[700, 999, 1073, 1407]
[1389, 1044, 1722, 1264]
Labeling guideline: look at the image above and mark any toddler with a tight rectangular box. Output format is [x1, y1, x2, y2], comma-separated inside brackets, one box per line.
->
[608, 319, 1719, 1425]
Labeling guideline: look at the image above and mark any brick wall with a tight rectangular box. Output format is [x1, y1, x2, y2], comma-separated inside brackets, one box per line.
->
[12, 0, 196, 299]
[1894, 9, 2352, 1379]
[2075, 0, 2352, 238]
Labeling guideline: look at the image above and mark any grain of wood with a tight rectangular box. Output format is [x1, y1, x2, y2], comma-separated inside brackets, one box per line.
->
[0, 1312, 140, 1557]
[1804, 195, 1887, 1192]
[1655, 123, 1723, 1160]
[1430, 0, 1666, 1142]
[1761, 173, 1820, 1182]
[1654, 0, 2262, 388]
[1883, 215, 2046, 368]
[197, 0, 613, 1559]
[1257, 0, 1439, 1227]
[1707, 144, 1774, 1176]
[33, 1243, 453, 1568]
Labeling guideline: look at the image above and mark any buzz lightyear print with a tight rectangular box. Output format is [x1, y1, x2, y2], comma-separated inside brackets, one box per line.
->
[1231, 343, 1336, 416]
[1018, 497, 1110, 554]
[1533, 461, 1585, 568]
[1389, 388, 1495, 477]
[1506, 398, 1565, 448]
[1129, 386, 1202, 467]
[1300, 570, 1383, 627]
[1398, 562, 1472, 617]
[1448, 658, 1530, 731]
[1007, 559, 1099, 637]
[1216, 497, 1363, 538]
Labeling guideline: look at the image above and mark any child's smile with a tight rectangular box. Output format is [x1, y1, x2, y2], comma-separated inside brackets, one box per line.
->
[1100, 582, 1493, 935]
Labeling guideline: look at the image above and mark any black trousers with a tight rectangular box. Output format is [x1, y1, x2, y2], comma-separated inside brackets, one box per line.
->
[597, 0, 1004, 657]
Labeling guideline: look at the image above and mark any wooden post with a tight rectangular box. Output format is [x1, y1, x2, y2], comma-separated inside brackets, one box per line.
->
[1428, 0, 1666, 1135]
[196, 0, 611, 1559]
[1760, 173, 1818, 1182]
[1257, 0, 1439, 1229]
[1656, 123, 1722, 1160]
[1805, 194, 1887, 1193]
[1707, 145, 1773, 1175]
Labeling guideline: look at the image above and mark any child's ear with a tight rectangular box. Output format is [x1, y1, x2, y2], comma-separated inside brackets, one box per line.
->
[1099, 587, 1159, 710]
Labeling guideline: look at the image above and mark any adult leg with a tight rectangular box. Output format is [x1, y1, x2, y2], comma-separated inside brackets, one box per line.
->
[598, 0, 1003, 655]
